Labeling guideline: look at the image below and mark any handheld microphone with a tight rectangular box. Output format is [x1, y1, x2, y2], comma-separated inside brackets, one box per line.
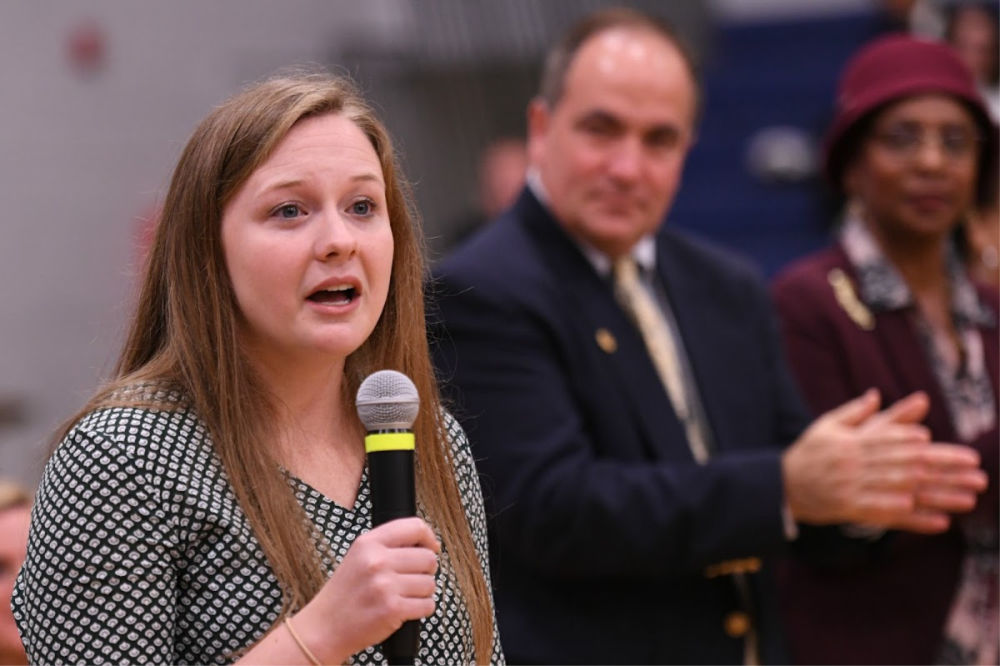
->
[356, 369, 420, 665]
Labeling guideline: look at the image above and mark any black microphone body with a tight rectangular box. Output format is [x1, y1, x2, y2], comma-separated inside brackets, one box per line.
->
[367, 439, 415, 525]
[356, 371, 421, 665]
[367, 436, 417, 665]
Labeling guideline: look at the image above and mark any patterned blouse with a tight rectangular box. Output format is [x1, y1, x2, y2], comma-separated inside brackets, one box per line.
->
[12, 390, 504, 665]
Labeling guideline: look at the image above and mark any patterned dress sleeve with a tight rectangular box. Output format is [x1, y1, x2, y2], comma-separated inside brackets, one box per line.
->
[12, 411, 180, 665]
[442, 410, 506, 665]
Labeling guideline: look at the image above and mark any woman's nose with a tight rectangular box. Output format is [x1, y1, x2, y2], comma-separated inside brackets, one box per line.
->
[313, 212, 358, 260]
[913, 137, 949, 171]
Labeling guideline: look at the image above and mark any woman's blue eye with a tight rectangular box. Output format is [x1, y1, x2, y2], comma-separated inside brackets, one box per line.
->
[352, 199, 374, 216]
[275, 204, 301, 219]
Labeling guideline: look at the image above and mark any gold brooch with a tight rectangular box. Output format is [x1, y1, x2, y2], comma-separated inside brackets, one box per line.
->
[827, 268, 875, 331]
[595, 328, 617, 354]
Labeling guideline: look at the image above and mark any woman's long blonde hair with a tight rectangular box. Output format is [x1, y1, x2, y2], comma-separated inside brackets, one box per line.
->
[61, 70, 492, 663]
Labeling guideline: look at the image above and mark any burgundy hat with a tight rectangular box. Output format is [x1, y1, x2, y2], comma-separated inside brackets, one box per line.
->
[824, 32, 998, 199]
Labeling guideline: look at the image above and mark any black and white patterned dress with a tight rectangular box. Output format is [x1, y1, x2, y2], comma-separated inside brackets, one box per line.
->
[12, 395, 504, 665]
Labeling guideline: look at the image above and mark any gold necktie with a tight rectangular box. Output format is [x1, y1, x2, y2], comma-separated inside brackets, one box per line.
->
[614, 257, 756, 665]
[613, 256, 709, 464]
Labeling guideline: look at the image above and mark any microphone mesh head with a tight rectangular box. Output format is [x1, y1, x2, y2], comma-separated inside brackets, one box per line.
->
[356, 370, 420, 430]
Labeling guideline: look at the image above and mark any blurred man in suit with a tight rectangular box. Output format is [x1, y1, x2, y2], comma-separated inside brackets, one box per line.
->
[430, 8, 988, 664]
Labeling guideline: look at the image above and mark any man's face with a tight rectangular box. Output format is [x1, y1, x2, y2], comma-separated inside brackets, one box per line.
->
[529, 27, 697, 259]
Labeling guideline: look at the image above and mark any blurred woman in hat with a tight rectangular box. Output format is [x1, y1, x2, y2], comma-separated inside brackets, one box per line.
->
[771, 34, 998, 665]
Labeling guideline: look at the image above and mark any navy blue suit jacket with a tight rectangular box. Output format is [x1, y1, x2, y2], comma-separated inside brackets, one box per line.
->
[430, 189, 811, 664]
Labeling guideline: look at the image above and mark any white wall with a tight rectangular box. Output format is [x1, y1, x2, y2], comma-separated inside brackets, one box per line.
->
[0, 1, 410, 486]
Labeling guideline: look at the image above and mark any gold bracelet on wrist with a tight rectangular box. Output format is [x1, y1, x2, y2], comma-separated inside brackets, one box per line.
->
[284, 616, 323, 666]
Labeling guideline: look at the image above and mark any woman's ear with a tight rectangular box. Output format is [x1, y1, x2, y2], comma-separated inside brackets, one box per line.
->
[842, 159, 862, 199]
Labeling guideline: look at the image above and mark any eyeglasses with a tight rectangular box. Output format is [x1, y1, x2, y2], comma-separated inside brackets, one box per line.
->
[872, 123, 983, 161]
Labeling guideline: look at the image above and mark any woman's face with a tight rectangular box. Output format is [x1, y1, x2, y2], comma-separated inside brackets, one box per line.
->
[845, 94, 980, 242]
[221, 112, 394, 370]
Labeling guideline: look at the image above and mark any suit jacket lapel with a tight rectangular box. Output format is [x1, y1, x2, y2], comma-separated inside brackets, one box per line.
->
[831, 253, 958, 441]
[873, 310, 957, 439]
[655, 234, 731, 454]
[516, 193, 690, 461]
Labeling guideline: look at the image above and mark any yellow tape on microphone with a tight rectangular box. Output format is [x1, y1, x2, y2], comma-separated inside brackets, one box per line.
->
[364, 432, 416, 453]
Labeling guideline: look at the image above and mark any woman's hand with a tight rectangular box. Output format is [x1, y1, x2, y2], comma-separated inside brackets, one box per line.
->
[239, 517, 440, 665]
[298, 517, 441, 663]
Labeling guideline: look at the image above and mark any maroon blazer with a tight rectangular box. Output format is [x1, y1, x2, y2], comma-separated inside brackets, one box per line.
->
[770, 244, 999, 665]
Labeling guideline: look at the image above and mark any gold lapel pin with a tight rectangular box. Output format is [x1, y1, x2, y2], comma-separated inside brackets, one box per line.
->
[595, 328, 617, 354]
[828, 268, 875, 331]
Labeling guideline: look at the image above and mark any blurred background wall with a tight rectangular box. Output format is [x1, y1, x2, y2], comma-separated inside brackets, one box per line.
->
[1, 0, 990, 487]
